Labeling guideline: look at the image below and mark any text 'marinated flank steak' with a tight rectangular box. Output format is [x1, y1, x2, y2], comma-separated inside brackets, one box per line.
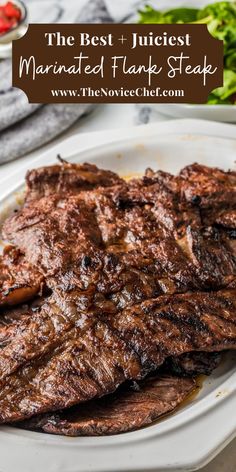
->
[0, 161, 235, 433]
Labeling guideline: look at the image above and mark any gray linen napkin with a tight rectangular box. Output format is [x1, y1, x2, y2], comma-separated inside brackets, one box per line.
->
[0, 0, 114, 164]
[0, 0, 149, 164]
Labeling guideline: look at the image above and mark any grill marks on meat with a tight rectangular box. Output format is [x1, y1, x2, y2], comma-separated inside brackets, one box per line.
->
[109, 289, 236, 366]
[0, 246, 43, 307]
[19, 352, 219, 436]
[19, 375, 195, 436]
[0, 288, 235, 423]
[3, 167, 236, 309]
[3, 196, 105, 280]
[179, 164, 236, 280]
[165, 351, 222, 377]
[25, 162, 123, 202]
[0, 162, 235, 430]
[0, 163, 123, 306]
[180, 163, 236, 209]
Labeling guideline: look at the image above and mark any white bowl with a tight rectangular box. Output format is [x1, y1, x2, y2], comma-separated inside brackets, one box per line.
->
[152, 103, 236, 123]
[130, 0, 236, 122]
[0, 0, 28, 58]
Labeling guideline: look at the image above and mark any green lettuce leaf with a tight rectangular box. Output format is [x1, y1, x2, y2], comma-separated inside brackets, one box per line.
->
[211, 69, 236, 100]
[138, 2, 236, 105]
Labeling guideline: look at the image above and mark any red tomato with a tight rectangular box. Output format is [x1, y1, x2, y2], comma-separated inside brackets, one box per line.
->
[4, 2, 21, 21]
[0, 17, 11, 33]
[0, 2, 22, 34]
[0, 5, 6, 17]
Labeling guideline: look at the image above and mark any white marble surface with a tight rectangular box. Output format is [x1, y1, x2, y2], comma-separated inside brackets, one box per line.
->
[0, 103, 235, 472]
[0, 104, 167, 180]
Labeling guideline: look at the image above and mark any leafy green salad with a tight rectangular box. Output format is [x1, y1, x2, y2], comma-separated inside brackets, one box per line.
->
[138, 1, 236, 104]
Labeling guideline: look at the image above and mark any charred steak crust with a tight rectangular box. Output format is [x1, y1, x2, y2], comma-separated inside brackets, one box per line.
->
[164, 351, 222, 377]
[25, 162, 123, 202]
[0, 163, 123, 308]
[0, 246, 43, 307]
[0, 288, 235, 423]
[180, 163, 236, 210]
[20, 375, 195, 436]
[0, 161, 235, 429]
[3, 165, 236, 307]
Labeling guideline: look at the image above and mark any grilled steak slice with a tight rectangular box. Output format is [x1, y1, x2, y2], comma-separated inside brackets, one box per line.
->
[165, 352, 222, 377]
[0, 308, 33, 350]
[179, 163, 236, 209]
[0, 297, 45, 326]
[0, 163, 124, 307]
[0, 288, 235, 424]
[20, 351, 218, 436]
[3, 176, 235, 304]
[0, 162, 235, 426]
[178, 164, 236, 261]
[25, 162, 123, 202]
[20, 375, 195, 436]
[0, 246, 43, 307]
[200, 208, 236, 232]
[214, 209, 236, 230]
[144, 164, 236, 233]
